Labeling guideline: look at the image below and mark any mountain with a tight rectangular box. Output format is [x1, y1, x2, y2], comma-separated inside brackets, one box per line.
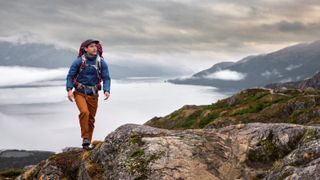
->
[265, 71, 320, 90]
[0, 41, 191, 79]
[168, 40, 320, 92]
[0, 41, 76, 68]
[192, 61, 236, 78]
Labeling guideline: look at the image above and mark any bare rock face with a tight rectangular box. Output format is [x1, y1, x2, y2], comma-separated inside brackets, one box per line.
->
[17, 122, 320, 180]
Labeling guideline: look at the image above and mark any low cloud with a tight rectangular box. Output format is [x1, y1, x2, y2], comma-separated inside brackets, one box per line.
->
[0, 66, 67, 87]
[261, 69, 282, 78]
[285, 64, 302, 71]
[203, 69, 247, 81]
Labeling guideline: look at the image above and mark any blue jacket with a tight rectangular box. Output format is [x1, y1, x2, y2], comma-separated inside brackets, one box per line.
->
[66, 53, 111, 94]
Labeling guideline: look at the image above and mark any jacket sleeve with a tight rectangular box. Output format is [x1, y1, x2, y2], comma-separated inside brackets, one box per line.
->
[101, 58, 111, 94]
[66, 58, 81, 92]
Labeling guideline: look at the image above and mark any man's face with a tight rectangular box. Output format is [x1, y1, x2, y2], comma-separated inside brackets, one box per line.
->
[84, 43, 97, 55]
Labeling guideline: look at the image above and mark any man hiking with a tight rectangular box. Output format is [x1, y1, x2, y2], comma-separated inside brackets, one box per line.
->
[66, 39, 111, 150]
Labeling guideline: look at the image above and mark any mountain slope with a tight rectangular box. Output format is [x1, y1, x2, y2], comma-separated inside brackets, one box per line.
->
[265, 71, 320, 90]
[145, 87, 320, 129]
[168, 40, 320, 91]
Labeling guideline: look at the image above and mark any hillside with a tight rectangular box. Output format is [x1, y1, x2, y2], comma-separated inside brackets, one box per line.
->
[144, 87, 320, 129]
[265, 71, 320, 90]
[168, 40, 320, 92]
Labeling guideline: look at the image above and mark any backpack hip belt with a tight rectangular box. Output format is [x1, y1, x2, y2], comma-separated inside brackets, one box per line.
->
[76, 82, 98, 96]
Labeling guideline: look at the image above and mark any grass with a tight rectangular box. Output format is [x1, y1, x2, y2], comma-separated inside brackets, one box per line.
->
[199, 112, 219, 128]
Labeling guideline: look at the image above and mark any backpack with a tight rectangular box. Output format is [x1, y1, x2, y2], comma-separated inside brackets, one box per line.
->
[72, 41, 104, 91]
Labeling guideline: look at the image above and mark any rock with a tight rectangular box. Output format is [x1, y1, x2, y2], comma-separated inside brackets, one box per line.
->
[61, 147, 83, 153]
[18, 123, 320, 179]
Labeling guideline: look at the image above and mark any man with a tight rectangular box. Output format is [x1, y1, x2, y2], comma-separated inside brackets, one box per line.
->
[66, 39, 111, 150]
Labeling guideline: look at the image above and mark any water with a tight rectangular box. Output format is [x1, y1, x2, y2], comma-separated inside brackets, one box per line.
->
[0, 67, 233, 152]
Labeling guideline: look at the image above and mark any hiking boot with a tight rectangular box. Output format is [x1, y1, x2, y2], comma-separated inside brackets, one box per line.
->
[82, 138, 90, 147]
[82, 145, 94, 151]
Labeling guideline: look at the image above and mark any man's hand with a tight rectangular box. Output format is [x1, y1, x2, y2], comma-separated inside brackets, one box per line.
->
[104, 91, 110, 100]
[68, 90, 74, 102]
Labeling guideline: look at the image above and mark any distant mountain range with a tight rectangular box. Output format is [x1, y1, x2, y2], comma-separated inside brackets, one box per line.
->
[0, 149, 54, 171]
[168, 40, 320, 92]
[0, 41, 191, 79]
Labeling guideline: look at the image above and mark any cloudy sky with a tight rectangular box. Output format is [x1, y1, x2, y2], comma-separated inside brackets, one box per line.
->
[1, 0, 320, 71]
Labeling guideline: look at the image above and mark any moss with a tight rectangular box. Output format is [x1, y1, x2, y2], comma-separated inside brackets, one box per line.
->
[131, 148, 145, 158]
[124, 148, 163, 179]
[84, 160, 104, 179]
[199, 112, 219, 128]
[247, 132, 279, 163]
[271, 159, 281, 170]
[301, 128, 317, 143]
[129, 134, 143, 145]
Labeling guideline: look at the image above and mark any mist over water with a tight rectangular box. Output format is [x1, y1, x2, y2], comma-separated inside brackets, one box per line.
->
[0, 66, 232, 152]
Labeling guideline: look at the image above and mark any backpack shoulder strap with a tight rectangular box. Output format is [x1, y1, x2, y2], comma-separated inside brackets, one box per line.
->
[96, 55, 102, 73]
[72, 56, 86, 85]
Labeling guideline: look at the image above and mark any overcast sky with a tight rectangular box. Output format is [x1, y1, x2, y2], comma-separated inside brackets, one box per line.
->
[0, 0, 320, 72]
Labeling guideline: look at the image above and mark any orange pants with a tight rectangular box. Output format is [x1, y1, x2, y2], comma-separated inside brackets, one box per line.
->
[73, 90, 99, 143]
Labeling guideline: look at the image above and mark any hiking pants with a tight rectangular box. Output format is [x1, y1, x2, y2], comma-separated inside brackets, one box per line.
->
[73, 90, 99, 143]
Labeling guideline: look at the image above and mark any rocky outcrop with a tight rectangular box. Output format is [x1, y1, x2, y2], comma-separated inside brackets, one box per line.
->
[17, 123, 320, 180]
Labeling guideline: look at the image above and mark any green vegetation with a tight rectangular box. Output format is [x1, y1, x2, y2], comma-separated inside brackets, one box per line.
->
[247, 133, 279, 163]
[145, 88, 320, 130]
[124, 148, 162, 180]
[129, 134, 143, 145]
[173, 109, 202, 129]
[199, 112, 219, 128]
[301, 128, 318, 143]
[231, 102, 272, 116]
[0, 168, 24, 179]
